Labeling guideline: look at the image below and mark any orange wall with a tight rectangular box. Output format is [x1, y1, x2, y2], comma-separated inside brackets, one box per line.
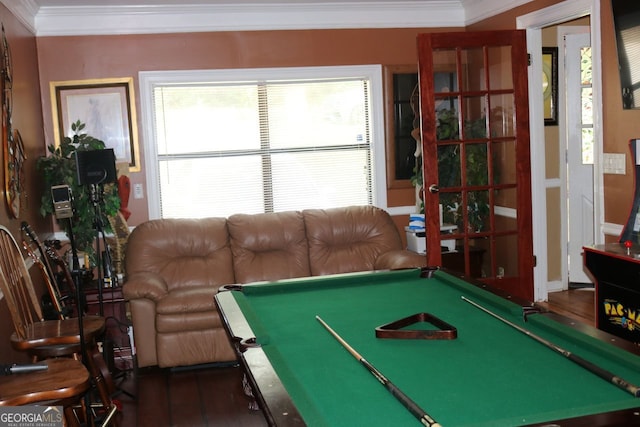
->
[600, 1, 640, 228]
[3, 0, 639, 363]
[0, 10, 48, 234]
[0, 4, 49, 364]
[36, 27, 460, 227]
[470, 0, 640, 234]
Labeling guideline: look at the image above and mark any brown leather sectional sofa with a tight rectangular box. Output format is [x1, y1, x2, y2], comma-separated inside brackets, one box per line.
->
[123, 205, 427, 368]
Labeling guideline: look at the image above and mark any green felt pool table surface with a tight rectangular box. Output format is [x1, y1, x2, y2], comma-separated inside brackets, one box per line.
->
[215, 268, 640, 427]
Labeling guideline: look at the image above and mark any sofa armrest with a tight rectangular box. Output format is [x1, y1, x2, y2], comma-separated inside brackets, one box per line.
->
[374, 250, 427, 270]
[122, 272, 169, 302]
[122, 272, 169, 368]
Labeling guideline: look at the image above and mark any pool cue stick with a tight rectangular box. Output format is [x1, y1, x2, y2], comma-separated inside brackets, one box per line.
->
[461, 296, 640, 398]
[315, 316, 442, 427]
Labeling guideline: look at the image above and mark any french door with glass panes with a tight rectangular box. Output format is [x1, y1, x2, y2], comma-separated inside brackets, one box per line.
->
[417, 30, 534, 300]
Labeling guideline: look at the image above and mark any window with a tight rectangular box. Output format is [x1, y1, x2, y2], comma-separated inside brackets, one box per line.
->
[139, 66, 386, 219]
[580, 46, 593, 165]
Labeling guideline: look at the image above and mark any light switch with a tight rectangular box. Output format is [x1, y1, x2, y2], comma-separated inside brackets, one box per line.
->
[603, 153, 626, 175]
[133, 183, 144, 199]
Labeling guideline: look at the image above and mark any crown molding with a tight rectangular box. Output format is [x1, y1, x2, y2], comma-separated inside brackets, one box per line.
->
[1, 0, 39, 33]
[462, 0, 534, 25]
[35, 2, 466, 36]
[0, 0, 534, 36]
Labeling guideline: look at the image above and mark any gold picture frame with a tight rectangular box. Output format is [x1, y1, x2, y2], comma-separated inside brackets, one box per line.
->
[50, 77, 140, 171]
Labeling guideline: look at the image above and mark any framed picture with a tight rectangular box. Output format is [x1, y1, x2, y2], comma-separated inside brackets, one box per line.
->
[542, 47, 558, 126]
[383, 65, 418, 189]
[383, 65, 458, 189]
[50, 77, 140, 171]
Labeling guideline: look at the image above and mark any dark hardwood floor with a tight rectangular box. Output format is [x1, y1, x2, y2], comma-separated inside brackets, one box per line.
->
[112, 288, 595, 426]
[114, 362, 268, 426]
[539, 286, 596, 327]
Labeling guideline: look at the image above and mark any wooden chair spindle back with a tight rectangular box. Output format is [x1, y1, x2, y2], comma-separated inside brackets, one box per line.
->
[0, 226, 44, 340]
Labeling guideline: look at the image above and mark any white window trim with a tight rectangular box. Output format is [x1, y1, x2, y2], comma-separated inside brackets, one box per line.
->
[139, 65, 387, 219]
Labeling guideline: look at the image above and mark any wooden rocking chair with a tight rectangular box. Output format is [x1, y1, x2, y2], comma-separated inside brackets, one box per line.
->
[0, 225, 118, 426]
[21, 221, 77, 319]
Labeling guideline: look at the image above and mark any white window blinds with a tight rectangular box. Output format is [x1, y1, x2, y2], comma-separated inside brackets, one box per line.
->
[144, 67, 380, 218]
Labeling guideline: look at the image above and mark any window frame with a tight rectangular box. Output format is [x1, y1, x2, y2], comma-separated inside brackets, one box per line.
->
[139, 65, 387, 219]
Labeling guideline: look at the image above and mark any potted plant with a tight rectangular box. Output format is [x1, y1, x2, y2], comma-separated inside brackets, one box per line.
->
[412, 108, 490, 232]
[37, 120, 120, 260]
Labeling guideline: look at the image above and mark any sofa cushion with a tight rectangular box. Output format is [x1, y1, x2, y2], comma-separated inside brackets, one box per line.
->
[303, 205, 404, 276]
[156, 310, 221, 334]
[228, 210, 310, 283]
[156, 329, 236, 368]
[157, 286, 219, 316]
[156, 286, 223, 334]
[125, 217, 234, 292]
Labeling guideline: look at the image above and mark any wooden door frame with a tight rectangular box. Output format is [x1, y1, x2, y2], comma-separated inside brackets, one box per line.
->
[517, 0, 603, 302]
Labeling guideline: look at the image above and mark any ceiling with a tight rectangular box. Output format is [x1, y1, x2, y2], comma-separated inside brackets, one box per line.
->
[1, 0, 534, 36]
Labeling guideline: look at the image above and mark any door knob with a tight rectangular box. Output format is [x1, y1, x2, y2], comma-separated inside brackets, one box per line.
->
[428, 184, 439, 194]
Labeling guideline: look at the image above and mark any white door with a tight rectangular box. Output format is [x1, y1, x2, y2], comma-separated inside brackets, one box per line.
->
[565, 31, 594, 285]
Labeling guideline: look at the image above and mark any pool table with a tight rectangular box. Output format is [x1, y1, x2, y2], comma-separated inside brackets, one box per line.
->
[214, 268, 640, 427]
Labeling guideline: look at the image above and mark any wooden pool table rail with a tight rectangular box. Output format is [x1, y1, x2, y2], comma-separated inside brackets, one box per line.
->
[215, 268, 640, 427]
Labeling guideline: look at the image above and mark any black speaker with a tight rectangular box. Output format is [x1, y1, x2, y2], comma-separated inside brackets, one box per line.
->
[75, 149, 117, 185]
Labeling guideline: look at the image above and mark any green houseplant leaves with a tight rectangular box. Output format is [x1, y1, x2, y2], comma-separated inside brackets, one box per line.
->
[37, 120, 120, 260]
[413, 109, 490, 232]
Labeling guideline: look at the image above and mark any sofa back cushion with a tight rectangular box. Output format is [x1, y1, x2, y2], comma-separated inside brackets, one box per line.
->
[303, 205, 403, 276]
[228, 211, 310, 283]
[125, 218, 234, 291]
